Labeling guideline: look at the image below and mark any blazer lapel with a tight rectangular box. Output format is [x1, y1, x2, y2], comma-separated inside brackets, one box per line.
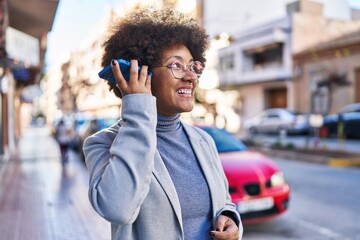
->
[152, 151, 183, 231]
[183, 124, 218, 216]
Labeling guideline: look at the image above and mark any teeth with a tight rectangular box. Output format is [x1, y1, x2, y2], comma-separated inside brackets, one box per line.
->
[177, 89, 192, 94]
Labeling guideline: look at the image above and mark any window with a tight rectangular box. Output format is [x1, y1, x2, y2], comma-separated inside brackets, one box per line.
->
[267, 114, 280, 119]
[219, 54, 234, 72]
[243, 43, 284, 72]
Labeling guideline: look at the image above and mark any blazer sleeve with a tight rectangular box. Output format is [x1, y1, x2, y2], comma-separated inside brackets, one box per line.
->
[83, 94, 157, 225]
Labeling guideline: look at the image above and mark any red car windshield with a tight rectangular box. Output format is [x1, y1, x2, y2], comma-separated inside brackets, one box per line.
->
[200, 126, 248, 153]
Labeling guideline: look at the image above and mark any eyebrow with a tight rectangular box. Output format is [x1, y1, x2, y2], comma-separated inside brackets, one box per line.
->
[163, 55, 194, 64]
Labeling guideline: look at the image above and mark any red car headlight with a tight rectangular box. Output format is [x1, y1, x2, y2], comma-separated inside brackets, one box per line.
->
[270, 171, 285, 187]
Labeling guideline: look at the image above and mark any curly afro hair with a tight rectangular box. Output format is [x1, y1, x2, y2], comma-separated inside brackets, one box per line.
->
[101, 7, 209, 98]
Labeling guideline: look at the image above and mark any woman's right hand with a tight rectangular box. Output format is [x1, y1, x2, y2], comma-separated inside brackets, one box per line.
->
[111, 59, 152, 97]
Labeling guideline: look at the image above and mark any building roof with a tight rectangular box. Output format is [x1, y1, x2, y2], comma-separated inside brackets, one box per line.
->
[295, 27, 360, 57]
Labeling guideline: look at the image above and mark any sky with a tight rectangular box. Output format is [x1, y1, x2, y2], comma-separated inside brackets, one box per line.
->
[45, 0, 120, 69]
[45, 0, 360, 70]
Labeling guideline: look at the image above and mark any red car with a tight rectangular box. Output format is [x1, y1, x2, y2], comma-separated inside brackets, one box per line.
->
[198, 125, 290, 224]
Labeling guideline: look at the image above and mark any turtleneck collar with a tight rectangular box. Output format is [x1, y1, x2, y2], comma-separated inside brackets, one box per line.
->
[157, 113, 181, 132]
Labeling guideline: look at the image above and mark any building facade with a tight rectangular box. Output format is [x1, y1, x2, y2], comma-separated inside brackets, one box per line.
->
[0, 0, 58, 162]
[293, 29, 360, 115]
[44, 10, 121, 125]
[217, 0, 360, 132]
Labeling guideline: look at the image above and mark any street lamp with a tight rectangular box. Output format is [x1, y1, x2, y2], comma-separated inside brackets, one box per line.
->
[309, 114, 324, 148]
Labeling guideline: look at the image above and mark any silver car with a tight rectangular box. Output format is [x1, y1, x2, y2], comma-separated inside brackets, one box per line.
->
[244, 108, 309, 135]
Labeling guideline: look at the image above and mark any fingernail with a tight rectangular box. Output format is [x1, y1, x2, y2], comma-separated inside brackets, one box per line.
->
[111, 59, 116, 66]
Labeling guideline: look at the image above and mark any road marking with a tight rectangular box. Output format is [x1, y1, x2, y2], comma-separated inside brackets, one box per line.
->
[328, 158, 360, 168]
[289, 216, 353, 240]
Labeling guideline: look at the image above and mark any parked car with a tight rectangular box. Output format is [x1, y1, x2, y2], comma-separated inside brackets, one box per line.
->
[323, 103, 360, 139]
[244, 108, 309, 135]
[197, 125, 290, 224]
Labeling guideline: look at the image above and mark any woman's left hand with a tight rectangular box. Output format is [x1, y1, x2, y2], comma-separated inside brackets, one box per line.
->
[210, 215, 240, 240]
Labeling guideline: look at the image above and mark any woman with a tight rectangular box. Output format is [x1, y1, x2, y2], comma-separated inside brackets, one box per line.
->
[83, 7, 243, 240]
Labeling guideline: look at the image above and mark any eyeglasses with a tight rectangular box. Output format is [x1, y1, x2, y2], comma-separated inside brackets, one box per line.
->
[152, 60, 204, 79]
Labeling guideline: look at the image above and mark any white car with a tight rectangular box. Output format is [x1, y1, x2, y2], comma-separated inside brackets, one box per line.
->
[244, 108, 309, 135]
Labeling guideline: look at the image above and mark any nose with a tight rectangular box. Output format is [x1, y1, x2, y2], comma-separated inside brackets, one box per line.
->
[182, 70, 198, 82]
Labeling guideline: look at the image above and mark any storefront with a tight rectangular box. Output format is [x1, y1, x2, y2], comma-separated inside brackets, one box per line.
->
[0, 0, 58, 163]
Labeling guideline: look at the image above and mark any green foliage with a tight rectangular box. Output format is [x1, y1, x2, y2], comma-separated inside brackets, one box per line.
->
[271, 141, 295, 150]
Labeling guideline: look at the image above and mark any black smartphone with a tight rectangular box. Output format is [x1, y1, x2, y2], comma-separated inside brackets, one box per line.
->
[98, 59, 153, 83]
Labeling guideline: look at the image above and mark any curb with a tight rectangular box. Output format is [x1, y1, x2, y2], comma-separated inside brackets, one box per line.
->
[328, 158, 360, 167]
[251, 145, 360, 168]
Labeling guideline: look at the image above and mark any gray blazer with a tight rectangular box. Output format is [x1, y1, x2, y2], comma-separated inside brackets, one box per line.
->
[83, 94, 243, 240]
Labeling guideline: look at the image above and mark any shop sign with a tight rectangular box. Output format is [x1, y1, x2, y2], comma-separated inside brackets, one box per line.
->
[6, 27, 39, 66]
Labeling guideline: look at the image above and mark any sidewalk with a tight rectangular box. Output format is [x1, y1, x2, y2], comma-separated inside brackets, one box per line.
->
[0, 126, 110, 240]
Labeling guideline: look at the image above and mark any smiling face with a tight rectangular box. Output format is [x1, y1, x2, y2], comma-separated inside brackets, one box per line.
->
[151, 45, 199, 116]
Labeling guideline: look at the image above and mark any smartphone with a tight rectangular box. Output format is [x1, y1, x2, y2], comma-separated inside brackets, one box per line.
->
[98, 59, 152, 83]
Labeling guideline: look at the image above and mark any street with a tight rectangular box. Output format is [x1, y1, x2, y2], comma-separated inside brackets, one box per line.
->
[0, 126, 359, 239]
[243, 156, 360, 240]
